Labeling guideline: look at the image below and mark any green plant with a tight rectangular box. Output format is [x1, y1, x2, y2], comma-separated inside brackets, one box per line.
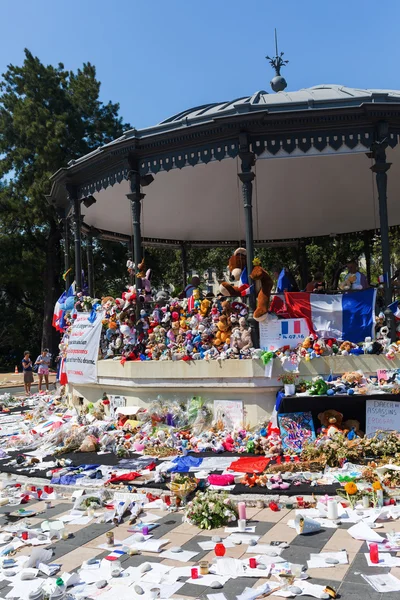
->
[185, 491, 238, 530]
[278, 372, 298, 385]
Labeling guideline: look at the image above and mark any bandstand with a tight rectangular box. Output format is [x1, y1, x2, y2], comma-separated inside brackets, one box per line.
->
[47, 76, 400, 425]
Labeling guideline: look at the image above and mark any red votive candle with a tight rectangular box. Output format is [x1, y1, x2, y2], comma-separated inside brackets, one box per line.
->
[249, 557, 257, 568]
[214, 543, 226, 557]
[21, 531, 28, 541]
[369, 543, 379, 564]
[191, 567, 198, 579]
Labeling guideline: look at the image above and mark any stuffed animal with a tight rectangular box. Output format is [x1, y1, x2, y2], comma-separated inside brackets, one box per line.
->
[249, 259, 274, 322]
[219, 248, 249, 297]
[214, 314, 231, 346]
[318, 409, 343, 437]
[342, 419, 364, 438]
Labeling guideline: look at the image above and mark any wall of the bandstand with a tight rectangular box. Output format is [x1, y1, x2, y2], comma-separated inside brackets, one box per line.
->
[70, 356, 400, 428]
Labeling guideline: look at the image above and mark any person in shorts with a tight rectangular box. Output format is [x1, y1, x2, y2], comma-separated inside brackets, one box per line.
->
[35, 348, 51, 392]
[21, 351, 34, 396]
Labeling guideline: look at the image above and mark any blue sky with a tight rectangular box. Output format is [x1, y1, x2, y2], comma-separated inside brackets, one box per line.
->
[1, 0, 400, 130]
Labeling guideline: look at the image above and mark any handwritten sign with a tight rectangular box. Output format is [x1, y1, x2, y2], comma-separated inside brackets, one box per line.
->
[214, 400, 243, 429]
[259, 318, 309, 351]
[66, 311, 103, 384]
[366, 399, 400, 437]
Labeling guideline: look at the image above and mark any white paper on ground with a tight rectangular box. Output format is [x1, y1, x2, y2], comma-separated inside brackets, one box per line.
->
[226, 533, 260, 544]
[366, 541, 392, 552]
[244, 544, 283, 555]
[362, 573, 400, 592]
[236, 583, 271, 600]
[347, 522, 385, 542]
[207, 594, 228, 600]
[138, 511, 162, 523]
[364, 553, 400, 567]
[225, 526, 256, 533]
[97, 541, 125, 550]
[211, 557, 246, 578]
[139, 563, 173, 583]
[24, 547, 53, 569]
[6, 579, 44, 598]
[186, 574, 230, 587]
[69, 515, 93, 525]
[163, 565, 192, 582]
[159, 548, 198, 562]
[198, 539, 236, 550]
[126, 538, 168, 553]
[307, 551, 348, 569]
[248, 555, 286, 567]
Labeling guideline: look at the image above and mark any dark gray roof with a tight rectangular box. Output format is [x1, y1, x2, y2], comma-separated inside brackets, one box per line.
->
[67, 84, 400, 167]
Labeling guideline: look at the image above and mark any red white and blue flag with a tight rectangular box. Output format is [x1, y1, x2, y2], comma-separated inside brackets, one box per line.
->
[284, 289, 377, 342]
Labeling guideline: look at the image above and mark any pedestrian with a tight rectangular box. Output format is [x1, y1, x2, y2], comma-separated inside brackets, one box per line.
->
[340, 259, 369, 290]
[35, 348, 51, 392]
[21, 351, 34, 396]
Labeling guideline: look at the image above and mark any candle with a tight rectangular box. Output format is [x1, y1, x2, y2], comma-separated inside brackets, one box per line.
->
[327, 499, 338, 520]
[376, 489, 384, 508]
[238, 519, 246, 532]
[238, 502, 246, 520]
[249, 557, 257, 568]
[142, 526, 149, 536]
[369, 543, 379, 564]
[191, 568, 198, 579]
[362, 496, 370, 508]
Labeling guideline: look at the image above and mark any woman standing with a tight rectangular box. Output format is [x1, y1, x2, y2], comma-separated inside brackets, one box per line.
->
[21, 351, 34, 396]
[35, 348, 51, 392]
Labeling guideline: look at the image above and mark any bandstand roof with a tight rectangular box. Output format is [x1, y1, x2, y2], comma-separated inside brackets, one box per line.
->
[47, 84, 400, 246]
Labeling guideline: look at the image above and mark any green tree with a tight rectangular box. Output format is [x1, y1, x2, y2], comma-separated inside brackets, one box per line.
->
[0, 50, 130, 364]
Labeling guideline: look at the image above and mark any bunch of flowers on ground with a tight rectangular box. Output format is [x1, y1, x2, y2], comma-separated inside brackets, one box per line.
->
[185, 490, 238, 530]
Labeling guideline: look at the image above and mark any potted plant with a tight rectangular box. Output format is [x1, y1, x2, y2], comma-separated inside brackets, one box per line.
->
[278, 372, 298, 396]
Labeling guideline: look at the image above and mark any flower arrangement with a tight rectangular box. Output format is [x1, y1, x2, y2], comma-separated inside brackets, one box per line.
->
[337, 481, 360, 508]
[167, 474, 198, 504]
[278, 372, 298, 385]
[185, 490, 238, 530]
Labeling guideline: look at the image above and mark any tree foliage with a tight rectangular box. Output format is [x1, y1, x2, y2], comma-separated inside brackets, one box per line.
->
[0, 49, 130, 369]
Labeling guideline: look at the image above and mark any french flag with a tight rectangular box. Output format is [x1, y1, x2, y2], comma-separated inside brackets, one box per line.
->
[284, 289, 377, 342]
[52, 291, 66, 331]
[389, 300, 400, 319]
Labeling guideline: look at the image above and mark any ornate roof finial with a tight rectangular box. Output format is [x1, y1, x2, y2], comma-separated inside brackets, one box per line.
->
[266, 29, 289, 93]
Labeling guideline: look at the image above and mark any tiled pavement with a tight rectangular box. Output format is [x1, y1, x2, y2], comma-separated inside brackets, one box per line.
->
[1, 498, 400, 599]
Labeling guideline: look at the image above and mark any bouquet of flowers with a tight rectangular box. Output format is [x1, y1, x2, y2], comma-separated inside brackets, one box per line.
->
[185, 490, 238, 530]
[167, 474, 198, 504]
[278, 372, 298, 385]
[337, 481, 361, 508]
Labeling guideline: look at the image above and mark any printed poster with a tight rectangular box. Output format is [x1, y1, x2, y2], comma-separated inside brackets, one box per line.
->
[259, 318, 309, 351]
[66, 312, 103, 384]
[278, 411, 316, 453]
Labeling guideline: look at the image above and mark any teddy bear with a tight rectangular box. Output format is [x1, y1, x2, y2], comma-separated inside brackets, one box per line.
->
[214, 314, 231, 346]
[249, 259, 274, 322]
[219, 248, 249, 297]
[200, 297, 212, 317]
[342, 419, 364, 438]
[317, 409, 343, 437]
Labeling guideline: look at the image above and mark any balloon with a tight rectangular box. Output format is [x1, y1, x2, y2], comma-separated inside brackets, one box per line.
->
[65, 296, 75, 311]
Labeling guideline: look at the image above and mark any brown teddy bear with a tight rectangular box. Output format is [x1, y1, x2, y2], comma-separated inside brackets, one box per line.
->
[318, 409, 343, 437]
[342, 419, 364, 438]
[220, 248, 248, 296]
[214, 314, 231, 346]
[250, 259, 274, 322]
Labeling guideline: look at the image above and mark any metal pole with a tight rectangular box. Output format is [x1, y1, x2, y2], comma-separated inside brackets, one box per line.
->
[72, 195, 82, 293]
[181, 243, 188, 289]
[87, 230, 94, 297]
[363, 230, 372, 285]
[126, 165, 144, 320]
[63, 215, 70, 292]
[238, 134, 258, 346]
[370, 121, 394, 339]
